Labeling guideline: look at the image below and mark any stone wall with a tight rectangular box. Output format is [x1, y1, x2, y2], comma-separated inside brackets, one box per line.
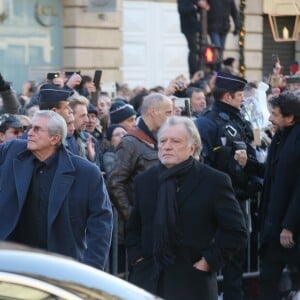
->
[62, 0, 122, 83]
[244, 0, 264, 81]
[61, 0, 266, 85]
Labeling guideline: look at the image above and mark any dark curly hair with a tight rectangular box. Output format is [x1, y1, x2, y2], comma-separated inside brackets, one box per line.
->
[269, 92, 300, 123]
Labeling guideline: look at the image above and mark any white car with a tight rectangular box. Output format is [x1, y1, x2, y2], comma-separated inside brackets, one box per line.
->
[0, 242, 162, 300]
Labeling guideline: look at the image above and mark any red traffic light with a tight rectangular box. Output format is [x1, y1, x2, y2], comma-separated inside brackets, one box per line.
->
[203, 46, 222, 65]
[205, 47, 214, 63]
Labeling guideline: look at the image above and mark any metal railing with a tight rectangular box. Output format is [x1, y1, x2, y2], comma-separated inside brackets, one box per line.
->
[107, 199, 261, 282]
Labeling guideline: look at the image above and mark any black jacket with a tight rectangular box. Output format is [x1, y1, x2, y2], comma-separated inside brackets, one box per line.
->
[126, 160, 247, 297]
[195, 101, 261, 200]
[245, 124, 300, 262]
[207, 0, 240, 34]
[177, 0, 201, 34]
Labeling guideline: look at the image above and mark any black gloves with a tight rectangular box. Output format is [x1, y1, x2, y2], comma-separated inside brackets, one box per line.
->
[0, 73, 10, 92]
[233, 28, 239, 36]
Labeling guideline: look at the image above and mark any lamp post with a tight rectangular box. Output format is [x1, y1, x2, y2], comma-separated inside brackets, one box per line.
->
[264, 0, 300, 42]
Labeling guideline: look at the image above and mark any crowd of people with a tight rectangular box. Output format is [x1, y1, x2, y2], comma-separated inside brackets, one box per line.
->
[0, 60, 300, 300]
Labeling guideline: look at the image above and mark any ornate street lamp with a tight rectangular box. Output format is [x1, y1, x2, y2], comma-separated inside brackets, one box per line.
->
[264, 0, 300, 42]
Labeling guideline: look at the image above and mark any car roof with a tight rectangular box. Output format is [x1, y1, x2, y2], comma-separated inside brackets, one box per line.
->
[0, 242, 161, 300]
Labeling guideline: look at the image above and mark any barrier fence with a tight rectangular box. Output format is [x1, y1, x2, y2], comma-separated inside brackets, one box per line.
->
[107, 197, 261, 283]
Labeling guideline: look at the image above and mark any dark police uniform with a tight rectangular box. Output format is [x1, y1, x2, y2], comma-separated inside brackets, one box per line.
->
[197, 100, 260, 201]
[195, 72, 261, 300]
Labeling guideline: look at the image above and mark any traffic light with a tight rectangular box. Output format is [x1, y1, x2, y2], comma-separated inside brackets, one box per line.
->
[204, 46, 222, 65]
[205, 47, 214, 64]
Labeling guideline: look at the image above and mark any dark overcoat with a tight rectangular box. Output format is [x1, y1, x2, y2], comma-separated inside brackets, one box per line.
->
[126, 160, 247, 300]
[0, 139, 113, 270]
[258, 124, 300, 262]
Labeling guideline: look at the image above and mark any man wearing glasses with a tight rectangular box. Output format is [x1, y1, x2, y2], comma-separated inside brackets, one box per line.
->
[0, 110, 113, 270]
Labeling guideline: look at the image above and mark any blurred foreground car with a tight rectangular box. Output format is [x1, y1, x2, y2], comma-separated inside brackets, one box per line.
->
[0, 242, 162, 300]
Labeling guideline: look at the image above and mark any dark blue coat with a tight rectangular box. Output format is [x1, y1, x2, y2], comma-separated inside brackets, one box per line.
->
[0, 139, 113, 270]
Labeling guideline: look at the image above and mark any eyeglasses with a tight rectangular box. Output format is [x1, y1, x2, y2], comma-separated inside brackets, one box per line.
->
[27, 125, 48, 134]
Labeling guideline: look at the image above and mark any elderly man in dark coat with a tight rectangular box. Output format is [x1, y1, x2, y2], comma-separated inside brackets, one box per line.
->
[126, 116, 247, 300]
[0, 110, 113, 270]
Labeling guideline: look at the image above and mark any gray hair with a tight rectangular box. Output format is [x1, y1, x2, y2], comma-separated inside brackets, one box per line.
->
[32, 110, 67, 146]
[68, 94, 89, 111]
[157, 116, 202, 159]
[140, 92, 170, 116]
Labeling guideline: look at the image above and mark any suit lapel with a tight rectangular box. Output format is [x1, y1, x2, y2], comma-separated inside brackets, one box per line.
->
[13, 156, 35, 209]
[177, 162, 203, 207]
[48, 148, 75, 227]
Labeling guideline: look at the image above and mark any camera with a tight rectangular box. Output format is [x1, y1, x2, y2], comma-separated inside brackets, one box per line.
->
[47, 72, 60, 80]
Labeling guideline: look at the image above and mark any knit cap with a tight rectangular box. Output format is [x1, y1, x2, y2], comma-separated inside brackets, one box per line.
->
[109, 100, 136, 124]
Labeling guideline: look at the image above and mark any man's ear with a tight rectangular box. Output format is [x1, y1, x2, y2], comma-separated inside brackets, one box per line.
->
[149, 107, 156, 118]
[222, 92, 232, 104]
[50, 134, 62, 146]
[286, 114, 295, 126]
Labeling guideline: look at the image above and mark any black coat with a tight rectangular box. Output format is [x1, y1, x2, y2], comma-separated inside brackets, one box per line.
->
[126, 160, 247, 299]
[207, 0, 240, 34]
[259, 124, 300, 262]
[177, 0, 201, 34]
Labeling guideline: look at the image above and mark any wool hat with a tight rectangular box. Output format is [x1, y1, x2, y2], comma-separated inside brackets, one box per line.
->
[0, 114, 23, 129]
[109, 100, 136, 124]
[38, 84, 73, 103]
[215, 72, 247, 92]
[106, 124, 126, 141]
[87, 103, 98, 115]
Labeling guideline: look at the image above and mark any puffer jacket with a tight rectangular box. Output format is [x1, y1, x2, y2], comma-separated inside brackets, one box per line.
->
[107, 131, 158, 222]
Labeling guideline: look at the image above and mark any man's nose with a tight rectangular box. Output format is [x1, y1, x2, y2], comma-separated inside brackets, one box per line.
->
[162, 140, 172, 148]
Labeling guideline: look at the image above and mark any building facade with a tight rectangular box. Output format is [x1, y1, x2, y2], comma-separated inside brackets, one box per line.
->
[0, 0, 299, 92]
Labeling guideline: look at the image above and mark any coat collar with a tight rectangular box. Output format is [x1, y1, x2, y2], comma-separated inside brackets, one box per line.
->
[177, 161, 205, 207]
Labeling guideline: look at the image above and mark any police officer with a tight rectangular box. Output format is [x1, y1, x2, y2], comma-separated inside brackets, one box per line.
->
[195, 72, 261, 300]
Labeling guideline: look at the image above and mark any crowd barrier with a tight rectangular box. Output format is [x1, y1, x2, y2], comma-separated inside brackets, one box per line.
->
[107, 197, 261, 283]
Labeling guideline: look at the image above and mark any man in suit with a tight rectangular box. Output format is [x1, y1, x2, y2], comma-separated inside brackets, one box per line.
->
[0, 110, 113, 270]
[126, 115, 247, 300]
